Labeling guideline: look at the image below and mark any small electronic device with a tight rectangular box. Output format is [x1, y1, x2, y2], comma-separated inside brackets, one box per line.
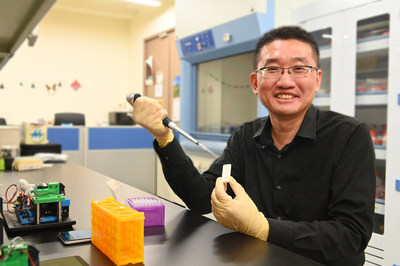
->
[58, 229, 91, 245]
[10, 180, 71, 225]
[0, 179, 76, 235]
[0, 237, 40, 265]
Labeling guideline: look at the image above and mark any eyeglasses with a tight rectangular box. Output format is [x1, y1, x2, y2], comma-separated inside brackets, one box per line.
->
[254, 65, 319, 79]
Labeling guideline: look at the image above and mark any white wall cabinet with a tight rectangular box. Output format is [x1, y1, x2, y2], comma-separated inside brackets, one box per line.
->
[294, 1, 400, 265]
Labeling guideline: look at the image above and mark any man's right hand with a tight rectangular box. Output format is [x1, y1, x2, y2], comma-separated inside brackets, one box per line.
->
[128, 96, 174, 147]
[211, 176, 269, 241]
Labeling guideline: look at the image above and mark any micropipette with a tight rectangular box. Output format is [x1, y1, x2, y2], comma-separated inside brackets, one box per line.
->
[126, 93, 219, 159]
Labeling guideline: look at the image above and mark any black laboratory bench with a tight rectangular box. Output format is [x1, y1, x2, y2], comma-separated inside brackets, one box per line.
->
[0, 162, 323, 265]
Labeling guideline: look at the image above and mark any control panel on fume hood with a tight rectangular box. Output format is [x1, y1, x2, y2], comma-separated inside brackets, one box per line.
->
[180, 30, 215, 56]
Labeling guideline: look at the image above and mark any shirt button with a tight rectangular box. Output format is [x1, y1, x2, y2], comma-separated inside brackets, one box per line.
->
[277, 216, 282, 220]
[165, 156, 169, 160]
[276, 154, 282, 158]
[276, 185, 281, 190]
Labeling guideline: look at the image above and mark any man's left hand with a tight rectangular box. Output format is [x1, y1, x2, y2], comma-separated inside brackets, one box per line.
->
[211, 176, 269, 241]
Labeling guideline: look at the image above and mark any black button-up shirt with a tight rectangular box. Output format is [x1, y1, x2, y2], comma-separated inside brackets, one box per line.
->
[155, 105, 376, 265]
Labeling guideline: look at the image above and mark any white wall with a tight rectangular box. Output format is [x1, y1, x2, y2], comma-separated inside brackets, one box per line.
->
[0, 9, 131, 126]
[175, 0, 267, 39]
[130, 5, 175, 95]
[0, 2, 175, 126]
[275, 0, 318, 26]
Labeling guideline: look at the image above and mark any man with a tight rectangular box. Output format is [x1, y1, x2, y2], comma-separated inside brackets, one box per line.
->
[129, 26, 376, 265]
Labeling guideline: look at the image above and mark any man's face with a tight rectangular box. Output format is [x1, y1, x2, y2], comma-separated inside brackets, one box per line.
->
[250, 39, 322, 120]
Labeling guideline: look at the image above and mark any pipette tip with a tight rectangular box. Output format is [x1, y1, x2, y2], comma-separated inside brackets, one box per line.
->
[198, 143, 219, 159]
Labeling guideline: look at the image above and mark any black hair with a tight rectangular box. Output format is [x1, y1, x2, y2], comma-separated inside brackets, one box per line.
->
[253, 26, 320, 69]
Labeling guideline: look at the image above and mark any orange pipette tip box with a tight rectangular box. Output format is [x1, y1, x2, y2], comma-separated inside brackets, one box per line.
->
[91, 197, 145, 265]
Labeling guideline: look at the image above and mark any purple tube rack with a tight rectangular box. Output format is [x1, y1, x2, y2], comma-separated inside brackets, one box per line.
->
[126, 197, 165, 227]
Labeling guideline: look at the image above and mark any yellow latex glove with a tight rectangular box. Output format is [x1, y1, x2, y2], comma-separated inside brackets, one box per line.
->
[128, 96, 174, 147]
[211, 176, 269, 241]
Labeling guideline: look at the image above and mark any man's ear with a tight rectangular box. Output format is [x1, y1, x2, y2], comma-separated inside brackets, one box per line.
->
[250, 72, 258, 95]
[314, 69, 322, 94]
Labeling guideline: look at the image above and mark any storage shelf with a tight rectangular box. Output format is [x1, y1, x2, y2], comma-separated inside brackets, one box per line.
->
[374, 201, 385, 215]
[355, 92, 388, 106]
[357, 36, 389, 54]
[356, 69, 387, 78]
[319, 47, 331, 59]
[374, 147, 386, 160]
[313, 94, 330, 106]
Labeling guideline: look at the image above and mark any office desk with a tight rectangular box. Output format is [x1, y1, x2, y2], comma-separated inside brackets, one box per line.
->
[0, 163, 323, 265]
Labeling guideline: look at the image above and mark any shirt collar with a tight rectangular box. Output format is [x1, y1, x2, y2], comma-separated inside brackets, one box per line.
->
[252, 117, 271, 146]
[252, 104, 317, 145]
[296, 104, 317, 140]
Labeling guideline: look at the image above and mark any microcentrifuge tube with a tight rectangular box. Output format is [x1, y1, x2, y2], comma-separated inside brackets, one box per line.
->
[222, 164, 231, 183]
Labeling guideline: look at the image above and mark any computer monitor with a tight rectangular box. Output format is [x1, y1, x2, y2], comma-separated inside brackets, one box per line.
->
[54, 113, 85, 126]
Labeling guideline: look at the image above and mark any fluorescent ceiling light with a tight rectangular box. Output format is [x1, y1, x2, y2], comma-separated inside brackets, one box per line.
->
[123, 0, 161, 6]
